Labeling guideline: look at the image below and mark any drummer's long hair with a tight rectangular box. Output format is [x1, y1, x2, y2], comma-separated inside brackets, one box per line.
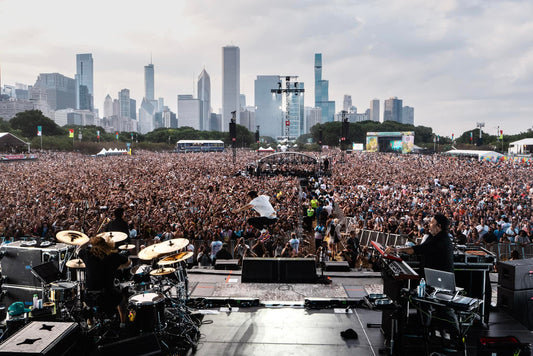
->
[89, 235, 114, 259]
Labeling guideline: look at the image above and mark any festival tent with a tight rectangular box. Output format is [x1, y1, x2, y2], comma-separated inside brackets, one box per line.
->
[257, 147, 275, 152]
[508, 138, 533, 156]
[96, 148, 107, 156]
[0, 132, 27, 152]
[443, 149, 503, 162]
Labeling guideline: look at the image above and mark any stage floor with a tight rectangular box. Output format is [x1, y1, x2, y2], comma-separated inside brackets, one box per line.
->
[183, 268, 533, 356]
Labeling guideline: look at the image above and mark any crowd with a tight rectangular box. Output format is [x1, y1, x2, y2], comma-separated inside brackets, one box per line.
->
[1, 149, 532, 267]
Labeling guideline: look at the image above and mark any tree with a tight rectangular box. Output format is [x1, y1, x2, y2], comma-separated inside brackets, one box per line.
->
[10, 110, 64, 138]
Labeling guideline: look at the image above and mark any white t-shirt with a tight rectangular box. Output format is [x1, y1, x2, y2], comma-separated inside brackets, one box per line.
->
[250, 195, 277, 218]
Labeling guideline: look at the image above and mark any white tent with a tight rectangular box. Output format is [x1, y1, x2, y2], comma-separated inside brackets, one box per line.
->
[508, 138, 533, 155]
[443, 149, 503, 162]
[96, 148, 107, 156]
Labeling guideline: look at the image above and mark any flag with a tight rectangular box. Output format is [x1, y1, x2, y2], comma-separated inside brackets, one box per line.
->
[115, 132, 119, 140]
[37, 126, 42, 137]
[97, 130, 100, 139]
[470, 132, 473, 141]
[451, 133, 454, 141]
[69, 129, 74, 138]
[499, 130, 503, 140]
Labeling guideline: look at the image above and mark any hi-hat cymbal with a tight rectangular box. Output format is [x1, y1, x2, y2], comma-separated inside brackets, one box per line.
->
[138, 245, 161, 260]
[158, 251, 194, 266]
[56, 230, 89, 246]
[149, 267, 175, 276]
[66, 258, 86, 269]
[96, 231, 128, 243]
[119, 244, 136, 250]
[153, 238, 189, 254]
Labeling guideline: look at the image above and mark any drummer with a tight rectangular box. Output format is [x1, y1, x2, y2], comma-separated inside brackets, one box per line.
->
[79, 234, 131, 327]
[105, 207, 130, 245]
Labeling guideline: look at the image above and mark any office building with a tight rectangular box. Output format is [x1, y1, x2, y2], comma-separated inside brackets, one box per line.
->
[145, 63, 154, 101]
[370, 99, 380, 122]
[197, 69, 211, 131]
[222, 45, 240, 131]
[118, 89, 131, 119]
[75, 53, 93, 111]
[343, 95, 352, 112]
[287, 81, 305, 137]
[139, 98, 155, 134]
[178, 94, 201, 129]
[314, 53, 335, 123]
[103, 94, 113, 118]
[33, 73, 76, 111]
[254, 75, 282, 138]
[306, 107, 322, 134]
[240, 106, 255, 132]
[384, 97, 403, 123]
[402, 106, 414, 125]
[130, 98, 136, 120]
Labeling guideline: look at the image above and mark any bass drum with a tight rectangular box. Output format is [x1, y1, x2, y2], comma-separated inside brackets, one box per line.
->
[128, 292, 166, 333]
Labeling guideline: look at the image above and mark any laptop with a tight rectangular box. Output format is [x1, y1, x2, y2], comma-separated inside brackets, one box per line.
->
[424, 268, 457, 300]
[31, 261, 60, 284]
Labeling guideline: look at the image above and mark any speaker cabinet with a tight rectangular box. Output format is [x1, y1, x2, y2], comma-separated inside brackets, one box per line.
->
[498, 259, 533, 291]
[242, 258, 316, 283]
[214, 259, 240, 270]
[497, 286, 533, 330]
[324, 261, 350, 272]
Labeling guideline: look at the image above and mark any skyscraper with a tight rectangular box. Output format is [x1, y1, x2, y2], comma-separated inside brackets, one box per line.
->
[402, 106, 414, 125]
[144, 63, 154, 101]
[222, 45, 240, 131]
[139, 98, 155, 134]
[197, 69, 211, 131]
[287, 81, 305, 137]
[75, 53, 93, 111]
[254, 75, 282, 138]
[103, 94, 113, 118]
[384, 97, 403, 123]
[343, 95, 352, 112]
[370, 99, 380, 122]
[118, 89, 130, 119]
[314, 53, 335, 123]
[33, 73, 76, 110]
[177, 94, 201, 129]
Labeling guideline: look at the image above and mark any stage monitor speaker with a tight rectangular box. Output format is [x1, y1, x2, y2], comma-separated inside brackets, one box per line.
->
[242, 258, 277, 283]
[214, 259, 240, 270]
[498, 259, 533, 291]
[0, 321, 79, 356]
[497, 286, 533, 330]
[279, 258, 317, 283]
[324, 261, 350, 272]
[96, 332, 162, 356]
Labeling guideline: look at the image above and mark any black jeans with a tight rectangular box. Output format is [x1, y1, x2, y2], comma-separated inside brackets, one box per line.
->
[247, 217, 278, 230]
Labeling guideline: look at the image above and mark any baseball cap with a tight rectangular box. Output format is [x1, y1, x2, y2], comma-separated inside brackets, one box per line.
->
[8, 302, 31, 316]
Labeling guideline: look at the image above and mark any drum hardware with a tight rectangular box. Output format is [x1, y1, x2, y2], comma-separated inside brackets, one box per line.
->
[138, 245, 161, 261]
[66, 258, 86, 269]
[153, 238, 189, 254]
[150, 267, 176, 276]
[56, 231, 89, 246]
[157, 251, 193, 266]
[96, 231, 128, 243]
[128, 292, 166, 333]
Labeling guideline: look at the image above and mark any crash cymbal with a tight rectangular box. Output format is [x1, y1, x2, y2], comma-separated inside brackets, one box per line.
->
[153, 238, 189, 254]
[157, 251, 194, 266]
[137, 245, 161, 260]
[96, 231, 128, 243]
[131, 264, 151, 275]
[119, 244, 136, 250]
[149, 267, 175, 276]
[56, 230, 89, 246]
[66, 258, 86, 269]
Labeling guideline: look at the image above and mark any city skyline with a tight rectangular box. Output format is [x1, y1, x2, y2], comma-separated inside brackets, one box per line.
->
[1, 0, 532, 136]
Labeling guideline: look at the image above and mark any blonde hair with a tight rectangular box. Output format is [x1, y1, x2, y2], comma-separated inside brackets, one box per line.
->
[89, 235, 115, 259]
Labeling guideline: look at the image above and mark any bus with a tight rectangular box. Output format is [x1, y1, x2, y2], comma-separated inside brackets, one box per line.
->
[176, 140, 225, 153]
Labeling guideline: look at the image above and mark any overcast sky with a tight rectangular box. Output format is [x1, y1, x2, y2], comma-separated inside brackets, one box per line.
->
[1, 0, 532, 136]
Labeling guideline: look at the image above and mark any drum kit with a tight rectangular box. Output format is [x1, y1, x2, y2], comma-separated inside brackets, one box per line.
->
[49, 229, 196, 344]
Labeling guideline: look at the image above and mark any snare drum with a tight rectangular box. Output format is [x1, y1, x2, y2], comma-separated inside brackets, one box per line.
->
[128, 292, 165, 333]
[49, 281, 77, 302]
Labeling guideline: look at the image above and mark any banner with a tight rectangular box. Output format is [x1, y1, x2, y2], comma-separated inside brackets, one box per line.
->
[37, 126, 42, 137]
[97, 130, 100, 139]
[115, 132, 119, 140]
[69, 129, 74, 138]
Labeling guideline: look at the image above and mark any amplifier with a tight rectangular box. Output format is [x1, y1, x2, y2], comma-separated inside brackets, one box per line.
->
[497, 286, 533, 330]
[498, 259, 533, 291]
[0, 241, 74, 286]
[0, 321, 80, 356]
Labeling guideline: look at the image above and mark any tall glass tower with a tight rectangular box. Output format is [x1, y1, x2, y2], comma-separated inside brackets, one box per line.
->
[222, 46, 240, 131]
[197, 69, 211, 131]
[254, 75, 282, 139]
[76, 53, 93, 111]
[314, 53, 335, 123]
[144, 63, 154, 101]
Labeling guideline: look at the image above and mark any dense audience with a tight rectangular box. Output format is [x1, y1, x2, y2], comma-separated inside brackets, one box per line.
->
[1, 149, 531, 267]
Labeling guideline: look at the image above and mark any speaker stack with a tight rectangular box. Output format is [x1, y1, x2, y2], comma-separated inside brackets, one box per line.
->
[497, 258, 533, 330]
[241, 257, 316, 283]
